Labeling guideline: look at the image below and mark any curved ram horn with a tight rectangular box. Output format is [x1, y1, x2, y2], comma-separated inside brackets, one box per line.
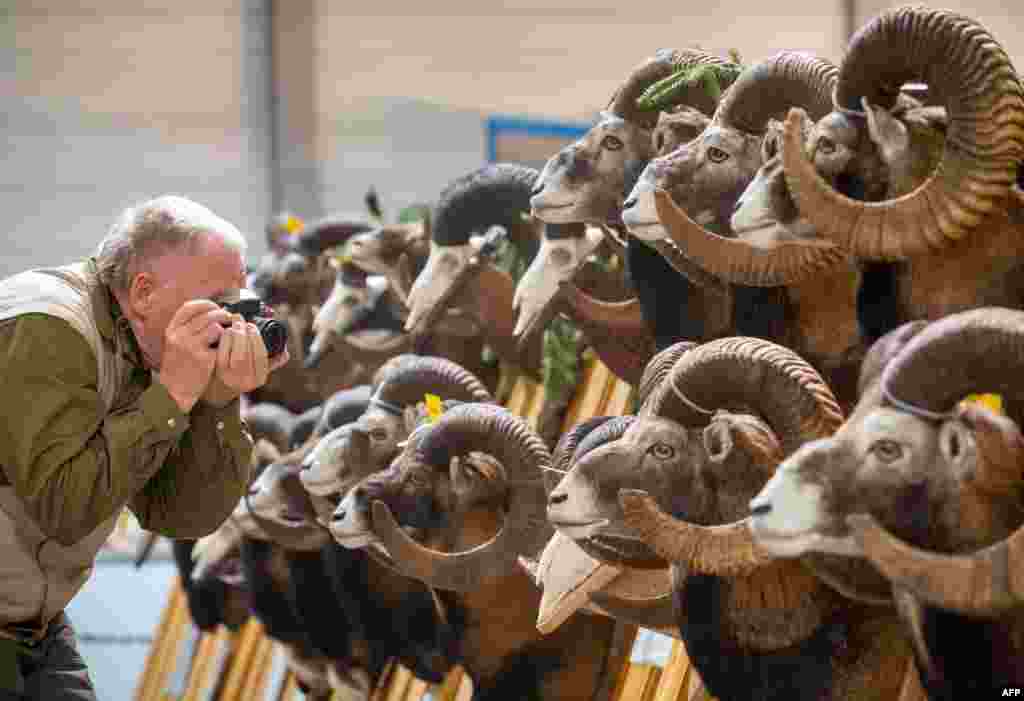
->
[848, 512, 1024, 615]
[881, 307, 1024, 423]
[368, 404, 551, 592]
[714, 51, 837, 136]
[619, 490, 773, 576]
[558, 282, 654, 384]
[647, 337, 843, 453]
[373, 355, 494, 409]
[783, 6, 1024, 260]
[653, 188, 849, 287]
[636, 341, 696, 411]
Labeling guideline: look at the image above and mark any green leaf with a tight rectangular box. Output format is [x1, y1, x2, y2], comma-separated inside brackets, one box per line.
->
[636, 60, 744, 112]
[542, 316, 580, 403]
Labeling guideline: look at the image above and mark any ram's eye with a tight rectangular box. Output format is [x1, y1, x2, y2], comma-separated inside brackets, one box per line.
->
[601, 135, 624, 151]
[707, 147, 729, 163]
[817, 137, 836, 155]
[648, 442, 675, 460]
[370, 429, 388, 442]
[870, 440, 903, 464]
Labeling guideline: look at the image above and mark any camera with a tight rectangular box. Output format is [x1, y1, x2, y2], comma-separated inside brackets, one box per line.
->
[216, 291, 288, 357]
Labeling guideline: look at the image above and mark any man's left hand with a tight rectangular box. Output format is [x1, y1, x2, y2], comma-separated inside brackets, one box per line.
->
[200, 318, 291, 408]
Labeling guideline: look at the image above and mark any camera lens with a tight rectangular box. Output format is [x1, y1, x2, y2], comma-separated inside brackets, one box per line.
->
[256, 318, 289, 357]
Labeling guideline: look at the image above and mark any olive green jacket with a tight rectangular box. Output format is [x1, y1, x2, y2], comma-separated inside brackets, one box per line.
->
[0, 259, 253, 635]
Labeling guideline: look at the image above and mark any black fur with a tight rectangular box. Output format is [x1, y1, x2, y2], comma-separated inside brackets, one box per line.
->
[342, 290, 406, 335]
[856, 262, 905, 344]
[731, 285, 792, 342]
[675, 574, 847, 701]
[626, 236, 707, 350]
[172, 539, 233, 632]
[431, 164, 539, 256]
[914, 605, 1024, 699]
[542, 222, 586, 241]
[321, 542, 452, 684]
[472, 645, 567, 701]
[239, 538, 311, 646]
[286, 547, 354, 661]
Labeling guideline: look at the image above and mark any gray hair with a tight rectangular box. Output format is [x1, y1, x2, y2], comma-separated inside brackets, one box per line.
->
[95, 195, 248, 291]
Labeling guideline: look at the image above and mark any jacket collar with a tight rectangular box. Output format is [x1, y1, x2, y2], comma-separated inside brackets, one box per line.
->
[85, 258, 145, 368]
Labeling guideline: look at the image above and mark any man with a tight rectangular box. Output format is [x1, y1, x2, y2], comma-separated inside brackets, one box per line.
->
[0, 195, 289, 699]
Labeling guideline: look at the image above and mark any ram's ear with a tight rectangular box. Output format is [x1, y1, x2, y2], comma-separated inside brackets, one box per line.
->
[704, 411, 782, 475]
[702, 419, 736, 464]
[863, 98, 909, 168]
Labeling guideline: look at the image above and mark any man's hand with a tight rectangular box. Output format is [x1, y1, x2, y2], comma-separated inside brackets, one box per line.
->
[157, 301, 234, 413]
[200, 318, 291, 408]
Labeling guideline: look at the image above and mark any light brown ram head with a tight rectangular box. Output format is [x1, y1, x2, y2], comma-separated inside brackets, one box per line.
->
[623, 51, 838, 255]
[548, 337, 843, 578]
[530, 48, 733, 227]
[344, 221, 429, 306]
[777, 6, 1024, 262]
[404, 164, 544, 376]
[329, 404, 552, 593]
[299, 354, 493, 523]
[519, 50, 732, 346]
[750, 307, 1024, 617]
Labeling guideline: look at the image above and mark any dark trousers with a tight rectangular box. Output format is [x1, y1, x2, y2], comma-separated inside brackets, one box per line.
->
[0, 613, 96, 701]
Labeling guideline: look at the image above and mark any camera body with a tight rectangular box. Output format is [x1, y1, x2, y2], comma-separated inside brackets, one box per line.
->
[217, 292, 288, 357]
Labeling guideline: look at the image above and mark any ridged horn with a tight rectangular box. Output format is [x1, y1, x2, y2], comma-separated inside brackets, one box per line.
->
[880, 307, 1024, 420]
[369, 404, 552, 592]
[608, 49, 740, 128]
[373, 355, 494, 410]
[849, 512, 1024, 615]
[636, 341, 697, 410]
[629, 339, 844, 574]
[654, 188, 850, 286]
[619, 490, 772, 575]
[783, 6, 1024, 260]
[646, 337, 844, 453]
[715, 51, 838, 135]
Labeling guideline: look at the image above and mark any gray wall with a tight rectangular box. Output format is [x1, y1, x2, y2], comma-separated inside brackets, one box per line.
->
[2, 1, 273, 279]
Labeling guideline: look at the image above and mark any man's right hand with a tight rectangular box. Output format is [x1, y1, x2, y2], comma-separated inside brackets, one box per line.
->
[156, 300, 235, 413]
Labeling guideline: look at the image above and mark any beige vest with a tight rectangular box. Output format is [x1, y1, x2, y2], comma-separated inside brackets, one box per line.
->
[0, 262, 129, 638]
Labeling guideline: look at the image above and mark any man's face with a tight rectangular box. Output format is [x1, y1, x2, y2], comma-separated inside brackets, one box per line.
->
[128, 234, 247, 368]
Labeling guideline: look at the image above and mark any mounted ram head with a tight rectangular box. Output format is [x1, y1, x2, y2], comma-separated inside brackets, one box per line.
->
[329, 403, 551, 593]
[750, 307, 1024, 694]
[300, 355, 494, 523]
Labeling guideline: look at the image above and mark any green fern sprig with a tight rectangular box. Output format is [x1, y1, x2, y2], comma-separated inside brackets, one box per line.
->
[637, 59, 745, 112]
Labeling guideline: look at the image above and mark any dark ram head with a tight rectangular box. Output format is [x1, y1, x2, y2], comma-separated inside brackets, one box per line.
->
[531, 48, 734, 227]
[329, 404, 552, 593]
[300, 355, 493, 522]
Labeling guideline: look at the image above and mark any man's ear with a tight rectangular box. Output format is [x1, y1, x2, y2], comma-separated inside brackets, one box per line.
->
[126, 272, 157, 316]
